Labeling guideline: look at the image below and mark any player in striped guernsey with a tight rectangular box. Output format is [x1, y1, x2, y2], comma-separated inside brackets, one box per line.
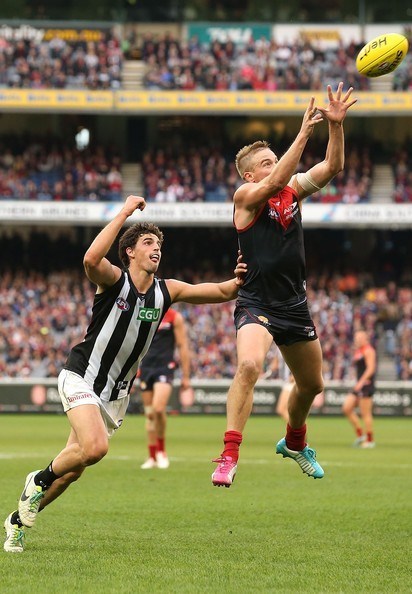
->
[3, 195, 247, 553]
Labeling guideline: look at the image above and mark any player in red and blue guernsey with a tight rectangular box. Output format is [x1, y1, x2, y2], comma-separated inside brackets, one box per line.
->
[212, 82, 357, 487]
[342, 330, 377, 448]
[139, 307, 191, 469]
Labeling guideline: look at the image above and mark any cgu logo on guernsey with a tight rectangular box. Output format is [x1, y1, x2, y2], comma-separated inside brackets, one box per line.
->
[137, 307, 160, 322]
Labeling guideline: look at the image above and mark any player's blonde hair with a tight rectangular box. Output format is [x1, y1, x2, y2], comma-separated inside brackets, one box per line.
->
[235, 140, 270, 179]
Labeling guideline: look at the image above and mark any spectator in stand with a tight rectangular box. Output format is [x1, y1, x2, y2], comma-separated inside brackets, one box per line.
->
[141, 33, 374, 92]
[0, 29, 122, 90]
[0, 137, 123, 202]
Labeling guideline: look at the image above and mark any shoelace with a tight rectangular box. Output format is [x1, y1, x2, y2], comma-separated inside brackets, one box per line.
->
[11, 526, 25, 547]
[212, 457, 235, 471]
[306, 448, 317, 461]
[29, 489, 45, 512]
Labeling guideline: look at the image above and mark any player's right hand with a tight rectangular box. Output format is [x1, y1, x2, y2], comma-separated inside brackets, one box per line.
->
[122, 195, 146, 216]
[234, 250, 247, 286]
[300, 96, 324, 138]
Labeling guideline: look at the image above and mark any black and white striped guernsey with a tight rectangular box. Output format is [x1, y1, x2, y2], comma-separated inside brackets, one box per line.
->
[65, 271, 172, 401]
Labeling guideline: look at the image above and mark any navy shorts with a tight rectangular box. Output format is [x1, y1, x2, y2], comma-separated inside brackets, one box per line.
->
[139, 366, 175, 391]
[353, 384, 375, 398]
[234, 300, 317, 347]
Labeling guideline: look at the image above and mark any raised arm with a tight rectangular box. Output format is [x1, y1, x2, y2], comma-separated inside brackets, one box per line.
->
[293, 83, 358, 200]
[83, 195, 146, 290]
[235, 96, 323, 214]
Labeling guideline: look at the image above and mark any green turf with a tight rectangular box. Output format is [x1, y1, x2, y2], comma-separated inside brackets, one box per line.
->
[1, 414, 411, 594]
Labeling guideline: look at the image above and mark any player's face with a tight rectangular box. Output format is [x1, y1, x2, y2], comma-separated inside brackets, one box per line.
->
[131, 233, 162, 272]
[245, 149, 278, 182]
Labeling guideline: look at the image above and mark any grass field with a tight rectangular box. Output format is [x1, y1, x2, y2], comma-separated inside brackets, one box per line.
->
[1, 414, 411, 594]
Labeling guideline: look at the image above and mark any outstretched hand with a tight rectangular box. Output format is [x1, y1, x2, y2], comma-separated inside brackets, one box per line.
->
[299, 95, 324, 139]
[316, 82, 357, 124]
[234, 250, 247, 286]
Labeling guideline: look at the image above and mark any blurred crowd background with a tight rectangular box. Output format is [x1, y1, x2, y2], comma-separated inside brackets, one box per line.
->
[1, 0, 412, 387]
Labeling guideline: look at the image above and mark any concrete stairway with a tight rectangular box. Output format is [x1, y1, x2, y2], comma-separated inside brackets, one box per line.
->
[122, 163, 143, 196]
[370, 72, 394, 92]
[369, 164, 395, 203]
[376, 331, 397, 380]
[121, 60, 147, 90]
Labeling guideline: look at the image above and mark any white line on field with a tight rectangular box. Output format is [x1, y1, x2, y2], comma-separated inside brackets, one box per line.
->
[0, 452, 411, 469]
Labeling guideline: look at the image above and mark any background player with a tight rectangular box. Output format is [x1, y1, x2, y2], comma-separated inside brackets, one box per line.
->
[140, 307, 191, 469]
[342, 330, 377, 448]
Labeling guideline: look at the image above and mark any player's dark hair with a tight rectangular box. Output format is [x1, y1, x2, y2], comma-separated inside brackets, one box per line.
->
[118, 223, 164, 268]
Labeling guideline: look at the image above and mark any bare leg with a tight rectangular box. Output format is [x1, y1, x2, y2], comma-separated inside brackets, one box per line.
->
[142, 390, 157, 447]
[226, 324, 273, 432]
[279, 339, 324, 429]
[39, 428, 84, 511]
[276, 383, 293, 422]
[152, 382, 173, 440]
[359, 397, 374, 435]
[342, 394, 362, 434]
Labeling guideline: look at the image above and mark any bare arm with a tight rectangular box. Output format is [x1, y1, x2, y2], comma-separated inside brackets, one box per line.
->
[83, 195, 146, 290]
[166, 252, 247, 304]
[293, 83, 358, 200]
[234, 96, 323, 214]
[173, 312, 191, 389]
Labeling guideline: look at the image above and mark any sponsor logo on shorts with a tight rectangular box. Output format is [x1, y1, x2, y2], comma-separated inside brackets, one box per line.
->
[116, 297, 130, 311]
[67, 393, 93, 403]
[305, 326, 315, 337]
[257, 315, 269, 325]
[137, 307, 160, 322]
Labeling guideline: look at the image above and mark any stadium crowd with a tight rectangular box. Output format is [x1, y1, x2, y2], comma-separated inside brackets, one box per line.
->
[1, 27, 411, 93]
[142, 143, 373, 204]
[1, 242, 411, 380]
[392, 144, 412, 203]
[0, 137, 123, 202]
[0, 29, 122, 90]
[141, 32, 377, 92]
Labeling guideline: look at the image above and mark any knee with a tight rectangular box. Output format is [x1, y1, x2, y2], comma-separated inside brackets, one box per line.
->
[237, 359, 262, 385]
[144, 406, 156, 431]
[298, 378, 324, 400]
[82, 441, 108, 466]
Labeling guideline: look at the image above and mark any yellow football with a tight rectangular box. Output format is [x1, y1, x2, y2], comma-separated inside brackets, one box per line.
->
[356, 33, 409, 77]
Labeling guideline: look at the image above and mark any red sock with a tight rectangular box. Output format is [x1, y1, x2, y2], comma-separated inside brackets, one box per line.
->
[149, 445, 157, 460]
[356, 427, 363, 437]
[285, 424, 307, 451]
[157, 438, 165, 453]
[366, 432, 373, 442]
[222, 430, 243, 463]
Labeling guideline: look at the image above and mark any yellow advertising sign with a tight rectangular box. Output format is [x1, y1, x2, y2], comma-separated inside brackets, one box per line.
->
[0, 89, 113, 111]
[0, 89, 411, 114]
[115, 91, 412, 114]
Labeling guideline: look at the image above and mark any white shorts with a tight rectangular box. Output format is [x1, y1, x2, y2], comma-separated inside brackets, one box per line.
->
[58, 369, 129, 437]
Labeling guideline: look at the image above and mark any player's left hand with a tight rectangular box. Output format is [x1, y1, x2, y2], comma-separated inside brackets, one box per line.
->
[316, 82, 357, 124]
[234, 250, 247, 286]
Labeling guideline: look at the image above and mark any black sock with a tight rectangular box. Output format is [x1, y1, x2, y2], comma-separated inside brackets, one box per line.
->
[11, 511, 23, 527]
[34, 461, 60, 490]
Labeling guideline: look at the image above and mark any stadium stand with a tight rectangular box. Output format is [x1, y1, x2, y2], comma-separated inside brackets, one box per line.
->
[0, 28, 122, 89]
[1, 228, 410, 381]
[0, 136, 123, 201]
